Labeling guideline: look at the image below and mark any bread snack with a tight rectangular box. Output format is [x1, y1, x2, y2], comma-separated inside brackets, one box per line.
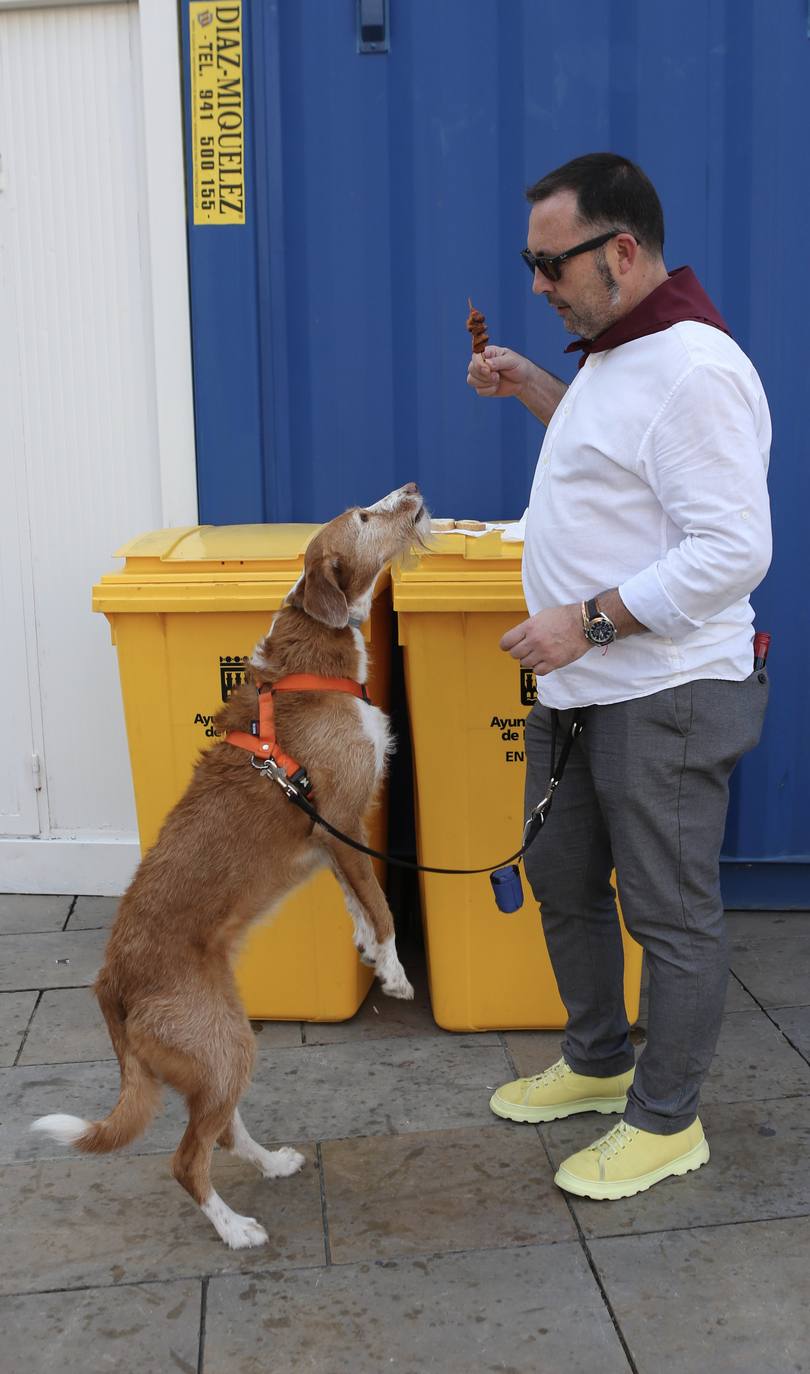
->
[454, 519, 487, 531]
[430, 518, 456, 532]
[466, 298, 489, 354]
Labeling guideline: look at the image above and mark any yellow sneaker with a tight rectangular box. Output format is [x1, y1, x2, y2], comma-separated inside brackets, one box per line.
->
[554, 1118, 710, 1200]
[489, 1057, 634, 1124]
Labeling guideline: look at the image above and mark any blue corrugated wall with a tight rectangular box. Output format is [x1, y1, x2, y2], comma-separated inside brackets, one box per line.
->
[181, 0, 810, 904]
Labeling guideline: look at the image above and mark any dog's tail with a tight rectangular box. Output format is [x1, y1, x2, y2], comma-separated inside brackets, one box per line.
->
[31, 976, 162, 1154]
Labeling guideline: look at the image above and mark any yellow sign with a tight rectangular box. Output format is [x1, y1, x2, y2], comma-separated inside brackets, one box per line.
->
[189, 3, 246, 225]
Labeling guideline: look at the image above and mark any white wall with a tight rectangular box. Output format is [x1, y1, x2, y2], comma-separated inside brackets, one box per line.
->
[0, 0, 197, 893]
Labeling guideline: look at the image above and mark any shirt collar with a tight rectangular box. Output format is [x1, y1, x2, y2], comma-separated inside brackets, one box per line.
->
[564, 266, 731, 370]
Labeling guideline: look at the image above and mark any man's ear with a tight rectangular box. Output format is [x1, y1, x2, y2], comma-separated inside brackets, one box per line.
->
[302, 557, 349, 627]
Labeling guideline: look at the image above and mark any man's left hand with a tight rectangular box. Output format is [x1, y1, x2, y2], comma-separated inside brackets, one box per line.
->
[500, 604, 591, 675]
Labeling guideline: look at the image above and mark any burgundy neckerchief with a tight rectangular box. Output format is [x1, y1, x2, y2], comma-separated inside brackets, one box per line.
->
[564, 266, 731, 371]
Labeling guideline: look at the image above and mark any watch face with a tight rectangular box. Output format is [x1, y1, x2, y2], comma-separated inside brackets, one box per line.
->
[587, 617, 615, 645]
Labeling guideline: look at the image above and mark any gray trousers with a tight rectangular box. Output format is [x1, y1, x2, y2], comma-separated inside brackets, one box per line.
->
[523, 673, 768, 1135]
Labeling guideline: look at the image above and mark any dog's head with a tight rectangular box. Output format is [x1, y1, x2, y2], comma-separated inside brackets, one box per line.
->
[287, 483, 430, 629]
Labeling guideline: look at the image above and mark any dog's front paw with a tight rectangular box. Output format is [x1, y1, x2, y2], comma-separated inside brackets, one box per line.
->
[380, 970, 415, 1000]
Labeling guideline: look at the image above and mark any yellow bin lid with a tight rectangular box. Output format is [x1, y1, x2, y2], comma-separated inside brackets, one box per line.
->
[392, 527, 526, 613]
[92, 523, 328, 614]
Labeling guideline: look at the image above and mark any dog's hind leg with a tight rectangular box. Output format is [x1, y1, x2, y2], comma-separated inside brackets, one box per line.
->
[326, 840, 413, 999]
[173, 1094, 268, 1250]
[218, 1109, 305, 1180]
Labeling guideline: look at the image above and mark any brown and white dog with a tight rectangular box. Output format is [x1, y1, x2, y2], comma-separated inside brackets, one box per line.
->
[32, 483, 430, 1249]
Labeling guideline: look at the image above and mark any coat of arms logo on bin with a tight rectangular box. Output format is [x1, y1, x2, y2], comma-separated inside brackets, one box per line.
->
[220, 655, 248, 702]
[520, 668, 537, 707]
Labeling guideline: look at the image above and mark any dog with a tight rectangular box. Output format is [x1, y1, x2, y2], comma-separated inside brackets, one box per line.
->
[32, 483, 431, 1249]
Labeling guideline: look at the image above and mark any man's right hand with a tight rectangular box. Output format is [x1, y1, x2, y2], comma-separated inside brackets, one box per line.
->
[467, 345, 533, 399]
[467, 345, 569, 425]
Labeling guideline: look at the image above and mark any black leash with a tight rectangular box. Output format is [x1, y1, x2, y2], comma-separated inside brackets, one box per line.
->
[249, 712, 585, 876]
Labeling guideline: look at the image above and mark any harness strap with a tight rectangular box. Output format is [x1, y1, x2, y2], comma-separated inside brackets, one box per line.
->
[225, 674, 371, 788]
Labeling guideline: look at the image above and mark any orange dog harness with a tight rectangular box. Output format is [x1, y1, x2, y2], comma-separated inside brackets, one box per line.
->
[225, 674, 370, 797]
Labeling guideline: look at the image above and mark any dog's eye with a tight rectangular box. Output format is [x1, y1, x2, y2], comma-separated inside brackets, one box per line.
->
[358, 511, 370, 523]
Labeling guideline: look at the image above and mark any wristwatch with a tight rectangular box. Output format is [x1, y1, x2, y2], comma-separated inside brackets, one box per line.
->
[581, 597, 617, 646]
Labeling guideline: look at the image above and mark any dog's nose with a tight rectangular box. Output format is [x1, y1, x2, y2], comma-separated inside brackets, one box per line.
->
[402, 482, 419, 496]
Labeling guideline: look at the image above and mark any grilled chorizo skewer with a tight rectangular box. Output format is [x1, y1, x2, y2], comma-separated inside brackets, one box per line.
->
[466, 298, 489, 354]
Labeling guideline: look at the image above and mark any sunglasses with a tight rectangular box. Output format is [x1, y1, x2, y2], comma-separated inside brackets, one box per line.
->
[520, 229, 621, 283]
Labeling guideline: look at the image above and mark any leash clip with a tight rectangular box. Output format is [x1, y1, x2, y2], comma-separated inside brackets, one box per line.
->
[250, 753, 314, 804]
[522, 779, 558, 845]
[250, 754, 293, 793]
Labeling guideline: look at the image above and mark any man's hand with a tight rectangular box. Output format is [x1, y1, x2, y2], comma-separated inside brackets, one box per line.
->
[467, 346, 568, 424]
[467, 345, 534, 399]
[500, 604, 592, 676]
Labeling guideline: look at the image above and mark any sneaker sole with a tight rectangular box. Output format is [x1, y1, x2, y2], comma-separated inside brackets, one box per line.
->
[489, 1092, 628, 1124]
[553, 1137, 711, 1200]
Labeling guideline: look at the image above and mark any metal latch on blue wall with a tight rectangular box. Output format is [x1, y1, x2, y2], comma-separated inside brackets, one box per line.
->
[357, 0, 389, 53]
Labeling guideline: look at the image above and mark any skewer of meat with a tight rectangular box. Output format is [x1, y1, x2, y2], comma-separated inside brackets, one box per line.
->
[466, 298, 489, 354]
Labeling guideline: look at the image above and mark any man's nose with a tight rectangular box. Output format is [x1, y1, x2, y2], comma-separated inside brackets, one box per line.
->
[532, 269, 553, 297]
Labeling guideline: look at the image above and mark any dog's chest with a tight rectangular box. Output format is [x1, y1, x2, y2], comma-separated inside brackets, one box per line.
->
[352, 698, 392, 781]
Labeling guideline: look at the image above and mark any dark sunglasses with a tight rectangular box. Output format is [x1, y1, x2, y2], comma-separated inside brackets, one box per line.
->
[520, 229, 621, 282]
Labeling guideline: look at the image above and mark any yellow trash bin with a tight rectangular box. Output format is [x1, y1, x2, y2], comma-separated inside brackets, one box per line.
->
[93, 523, 393, 1021]
[392, 528, 642, 1031]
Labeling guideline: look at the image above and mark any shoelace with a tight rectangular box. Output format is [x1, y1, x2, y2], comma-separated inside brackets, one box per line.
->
[591, 1121, 639, 1158]
[526, 1058, 570, 1087]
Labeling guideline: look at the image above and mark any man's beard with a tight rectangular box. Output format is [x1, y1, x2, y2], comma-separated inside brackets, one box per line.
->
[557, 252, 622, 340]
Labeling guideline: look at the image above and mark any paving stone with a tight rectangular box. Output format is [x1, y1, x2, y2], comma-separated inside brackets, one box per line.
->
[0, 1277, 202, 1374]
[591, 1216, 810, 1374]
[0, 991, 37, 1067]
[0, 928, 108, 992]
[701, 1009, 810, 1103]
[0, 894, 72, 934]
[66, 895, 120, 930]
[726, 910, 810, 942]
[322, 1123, 575, 1263]
[248, 1037, 511, 1143]
[769, 1005, 810, 1061]
[543, 1096, 810, 1238]
[18, 987, 114, 1065]
[728, 927, 810, 1008]
[0, 1147, 323, 1295]
[203, 1243, 630, 1374]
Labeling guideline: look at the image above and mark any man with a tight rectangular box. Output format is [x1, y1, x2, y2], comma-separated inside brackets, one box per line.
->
[468, 153, 771, 1200]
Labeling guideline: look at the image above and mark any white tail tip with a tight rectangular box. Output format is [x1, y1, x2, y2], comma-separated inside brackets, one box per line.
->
[31, 1114, 90, 1145]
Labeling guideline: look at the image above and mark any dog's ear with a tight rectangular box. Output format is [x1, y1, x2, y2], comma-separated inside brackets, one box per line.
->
[302, 557, 349, 628]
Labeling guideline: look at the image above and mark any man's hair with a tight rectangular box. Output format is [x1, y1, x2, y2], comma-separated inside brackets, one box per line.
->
[526, 153, 665, 254]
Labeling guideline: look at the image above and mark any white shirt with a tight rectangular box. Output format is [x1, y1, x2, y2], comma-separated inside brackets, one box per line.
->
[522, 321, 772, 709]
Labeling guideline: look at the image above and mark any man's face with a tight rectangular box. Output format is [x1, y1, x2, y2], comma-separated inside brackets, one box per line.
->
[526, 191, 623, 340]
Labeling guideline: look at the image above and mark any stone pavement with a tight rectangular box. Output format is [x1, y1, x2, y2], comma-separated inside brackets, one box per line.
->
[0, 894, 808, 1373]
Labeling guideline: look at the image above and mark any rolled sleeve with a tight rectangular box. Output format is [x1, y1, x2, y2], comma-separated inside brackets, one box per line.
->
[619, 363, 772, 642]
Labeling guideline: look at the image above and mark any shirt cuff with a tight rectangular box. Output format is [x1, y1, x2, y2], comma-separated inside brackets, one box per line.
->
[619, 566, 703, 641]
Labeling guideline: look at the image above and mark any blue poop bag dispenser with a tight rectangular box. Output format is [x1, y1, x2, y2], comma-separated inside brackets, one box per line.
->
[490, 865, 524, 913]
